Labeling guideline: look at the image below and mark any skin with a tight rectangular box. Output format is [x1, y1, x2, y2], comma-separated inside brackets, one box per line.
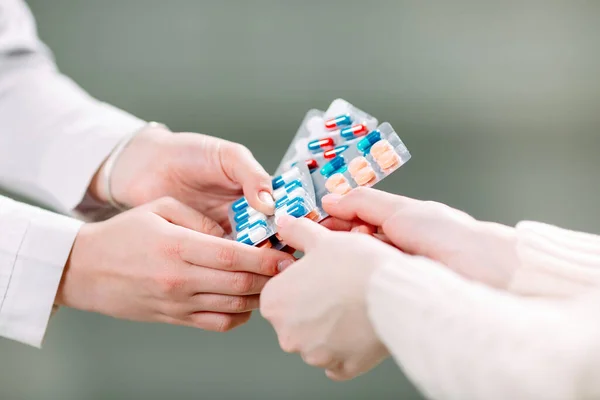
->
[57, 126, 294, 331]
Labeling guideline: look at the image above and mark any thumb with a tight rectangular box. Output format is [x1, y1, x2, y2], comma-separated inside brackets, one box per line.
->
[220, 142, 275, 215]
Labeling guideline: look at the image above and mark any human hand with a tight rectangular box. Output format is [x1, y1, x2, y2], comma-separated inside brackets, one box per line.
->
[90, 125, 275, 229]
[57, 197, 295, 331]
[320, 188, 519, 289]
[260, 215, 393, 381]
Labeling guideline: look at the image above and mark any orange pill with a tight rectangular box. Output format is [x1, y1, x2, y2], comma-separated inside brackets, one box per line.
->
[348, 157, 369, 175]
[332, 182, 352, 195]
[304, 209, 320, 221]
[325, 173, 348, 193]
[354, 167, 377, 186]
[370, 140, 394, 158]
[257, 239, 272, 249]
[376, 151, 400, 170]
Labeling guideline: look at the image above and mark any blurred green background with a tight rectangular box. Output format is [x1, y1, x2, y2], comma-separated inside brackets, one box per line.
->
[1, 1, 599, 399]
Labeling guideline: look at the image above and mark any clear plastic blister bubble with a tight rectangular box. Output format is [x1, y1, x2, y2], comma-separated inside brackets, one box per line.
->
[229, 163, 318, 247]
[308, 122, 411, 222]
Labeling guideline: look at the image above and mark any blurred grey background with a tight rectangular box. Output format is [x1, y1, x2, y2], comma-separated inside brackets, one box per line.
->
[1, 1, 599, 399]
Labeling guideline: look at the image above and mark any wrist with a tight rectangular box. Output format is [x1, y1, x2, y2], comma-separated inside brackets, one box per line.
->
[88, 123, 171, 207]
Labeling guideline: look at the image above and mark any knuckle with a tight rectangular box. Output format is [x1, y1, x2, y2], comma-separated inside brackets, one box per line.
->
[231, 272, 255, 294]
[160, 238, 182, 259]
[215, 243, 237, 270]
[155, 273, 186, 296]
[278, 335, 299, 353]
[228, 296, 249, 312]
[212, 314, 240, 332]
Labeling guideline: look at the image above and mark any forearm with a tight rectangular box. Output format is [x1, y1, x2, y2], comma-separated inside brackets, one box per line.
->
[367, 258, 600, 400]
[0, 194, 82, 347]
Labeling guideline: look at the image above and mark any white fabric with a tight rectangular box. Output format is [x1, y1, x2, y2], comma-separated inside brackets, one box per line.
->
[367, 221, 600, 400]
[0, 0, 145, 347]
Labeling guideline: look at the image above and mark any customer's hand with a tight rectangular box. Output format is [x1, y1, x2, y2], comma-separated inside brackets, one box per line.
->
[90, 125, 275, 229]
[261, 215, 392, 381]
[320, 188, 519, 289]
[56, 197, 295, 331]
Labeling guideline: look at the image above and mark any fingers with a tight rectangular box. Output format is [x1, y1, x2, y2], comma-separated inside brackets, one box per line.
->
[150, 197, 225, 237]
[276, 215, 331, 252]
[189, 311, 252, 332]
[188, 293, 260, 313]
[320, 217, 377, 234]
[219, 142, 275, 215]
[180, 233, 295, 276]
[189, 267, 271, 295]
[321, 188, 417, 227]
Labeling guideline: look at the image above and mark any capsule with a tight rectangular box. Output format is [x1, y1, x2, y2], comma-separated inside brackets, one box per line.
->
[324, 114, 352, 130]
[236, 220, 268, 245]
[324, 145, 349, 160]
[273, 179, 303, 200]
[356, 130, 382, 154]
[308, 137, 335, 153]
[272, 168, 301, 190]
[320, 155, 346, 178]
[306, 159, 318, 171]
[231, 197, 248, 212]
[340, 123, 369, 140]
[235, 213, 267, 232]
[233, 206, 260, 224]
[286, 202, 309, 218]
[274, 188, 307, 209]
[275, 197, 304, 217]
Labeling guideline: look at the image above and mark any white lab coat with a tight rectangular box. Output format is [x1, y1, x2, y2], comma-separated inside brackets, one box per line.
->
[0, 0, 145, 347]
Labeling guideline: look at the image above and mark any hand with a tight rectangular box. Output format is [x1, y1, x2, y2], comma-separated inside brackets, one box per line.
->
[90, 125, 275, 228]
[260, 215, 393, 381]
[320, 188, 519, 289]
[57, 197, 295, 331]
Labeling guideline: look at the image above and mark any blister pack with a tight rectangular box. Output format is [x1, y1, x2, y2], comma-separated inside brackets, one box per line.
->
[309, 122, 411, 221]
[228, 162, 318, 248]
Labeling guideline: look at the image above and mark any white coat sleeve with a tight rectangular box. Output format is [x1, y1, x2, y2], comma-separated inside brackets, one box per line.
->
[0, 0, 146, 214]
[0, 195, 82, 347]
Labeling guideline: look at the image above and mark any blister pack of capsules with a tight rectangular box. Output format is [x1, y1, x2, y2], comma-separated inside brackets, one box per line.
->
[228, 162, 319, 249]
[229, 99, 411, 248]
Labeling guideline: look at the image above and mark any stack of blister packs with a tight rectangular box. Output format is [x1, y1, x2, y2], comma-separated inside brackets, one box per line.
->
[229, 99, 411, 250]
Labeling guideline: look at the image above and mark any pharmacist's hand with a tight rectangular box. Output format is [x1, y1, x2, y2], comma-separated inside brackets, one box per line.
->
[261, 216, 391, 381]
[56, 197, 294, 331]
[90, 125, 275, 229]
[321, 188, 519, 289]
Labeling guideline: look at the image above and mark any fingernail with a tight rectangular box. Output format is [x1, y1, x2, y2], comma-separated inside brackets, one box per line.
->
[277, 259, 294, 272]
[351, 226, 361, 233]
[322, 194, 342, 205]
[276, 214, 294, 227]
[259, 191, 275, 208]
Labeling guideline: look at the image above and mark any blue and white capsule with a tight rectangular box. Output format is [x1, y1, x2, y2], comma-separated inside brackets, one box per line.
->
[272, 168, 301, 190]
[235, 213, 267, 233]
[274, 197, 309, 225]
[273, 179, 303, 200]
[236, 220, 269, 245]
[357, 130, 382, 154]
[274, 187, 308, 209]
[320, 155, 347, 178]
[233, 206, 260, 224]
[231, 197, 248, 213]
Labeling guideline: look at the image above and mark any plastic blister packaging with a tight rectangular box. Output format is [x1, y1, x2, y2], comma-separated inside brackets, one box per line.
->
[228, 163, 317, 247]
[274, 99, 378, 176]
[308, 122, 411, 222]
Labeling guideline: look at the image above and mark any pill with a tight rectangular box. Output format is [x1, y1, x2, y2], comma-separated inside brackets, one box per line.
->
[236, 214, 267, 232]
[333, 182, 352, 195]
[325, 173, 348, 193]
[275, 188, 307, 208]
[320, 156, 346, 178]
[348, 156, 370, 174]
[304, 209, 320, 221]
[233, 206, 260, 223]
[272, 168, 301, 190]
[357, 130, 382, 154]
[340, 123, 369, 140]
[324, 114, 352, 130]
[308, 137, 335, 153]
[286, 202, 309, 218]
[324, 145, 349, 160]
[231, 197, 248, 212]
[369, 140, 394, 158]
[376, 150, 401, 170]
[273, 180, 303, 199]
[275, 196, 304, 214]
[306, 159, 318, 171]
[354, 167, 377, 186]
[236, 220, 269, 245]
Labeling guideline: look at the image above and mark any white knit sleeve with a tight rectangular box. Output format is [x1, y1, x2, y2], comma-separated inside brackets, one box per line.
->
[509, 221, 600, 297]
[367, 256, 600, 400]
